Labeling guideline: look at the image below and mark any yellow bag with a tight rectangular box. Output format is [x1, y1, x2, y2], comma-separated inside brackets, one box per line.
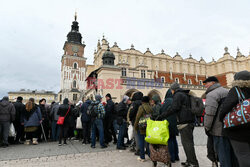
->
[145, 119, 169, 145]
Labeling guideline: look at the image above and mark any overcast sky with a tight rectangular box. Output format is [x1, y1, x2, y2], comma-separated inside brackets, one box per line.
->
[0, 0, 249, 98]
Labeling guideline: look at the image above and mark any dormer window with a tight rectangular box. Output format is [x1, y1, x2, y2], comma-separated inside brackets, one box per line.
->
[175, 78, 179, 83]
[199, 80, 203, 85]
[161, 77, 165, 83]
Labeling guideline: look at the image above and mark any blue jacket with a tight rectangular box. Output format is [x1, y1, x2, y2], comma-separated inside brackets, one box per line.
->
[80, 100, 92, 122]
[23, 106, 42, 127]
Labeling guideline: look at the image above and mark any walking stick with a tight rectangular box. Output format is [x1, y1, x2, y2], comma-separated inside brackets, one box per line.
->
[41, 123, 47, 142]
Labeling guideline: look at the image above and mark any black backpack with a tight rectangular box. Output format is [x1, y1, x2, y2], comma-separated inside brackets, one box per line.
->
[188, 95, 204, 116]
[87, 102, 99, 118]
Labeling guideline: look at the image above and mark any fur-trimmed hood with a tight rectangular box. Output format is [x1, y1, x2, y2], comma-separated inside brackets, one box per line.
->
[232, 80, 250, 88]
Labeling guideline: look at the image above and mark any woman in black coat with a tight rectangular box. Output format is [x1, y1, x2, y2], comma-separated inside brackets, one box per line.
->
[219, 70, 250, 167]
[57, 98, 73, 146]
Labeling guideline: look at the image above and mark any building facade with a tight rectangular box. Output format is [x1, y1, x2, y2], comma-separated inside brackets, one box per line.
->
[58, 13, 87, 104]
[8, 89, 56, 104]
[85, 36, 250, 102]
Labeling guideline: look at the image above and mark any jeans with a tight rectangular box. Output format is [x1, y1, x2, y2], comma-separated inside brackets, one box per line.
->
[91, 119, 105, 147]
[0, 122, 10, 144]
[179, 123, 199, 165]
[113, 120, 119, 133]
[230, 139, 250, 167]
[168, 135, 179, 162]
[138, 130, 150, 159]
[213, 136, 233, 167]
[117, 121, 127, 148]
[82, 121, 91, 142]
[51, 120, 60, 141]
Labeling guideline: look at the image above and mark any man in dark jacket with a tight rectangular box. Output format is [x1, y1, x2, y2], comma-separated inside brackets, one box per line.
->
[13, 96, 25, 144]
[104, 93, 116, 145]
[170, 83, 199, 167]
[80, 99, 91, 144]
[0, 97, 16, 147]
[117, 95, 130, 150]
[219, 70, 250, 167]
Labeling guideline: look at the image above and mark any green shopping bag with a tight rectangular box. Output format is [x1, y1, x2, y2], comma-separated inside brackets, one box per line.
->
[145, 119, 169, 145]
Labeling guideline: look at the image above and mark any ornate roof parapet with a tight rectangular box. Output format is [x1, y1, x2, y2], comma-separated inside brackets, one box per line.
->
[199, 57, 206, 63]
[146, 48, 151, 53]
[130, 44, 135, 50]
[236, 47, 243, 57]
[97, 39, 101, 51]
[113, 42, 118, 48]
[189, 54, 193, 59]
[101, 35, 108, 46]
[224, 46, 229, 55]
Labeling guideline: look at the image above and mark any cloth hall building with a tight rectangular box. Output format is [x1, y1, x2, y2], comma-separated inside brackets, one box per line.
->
[59, 14, 250, 103]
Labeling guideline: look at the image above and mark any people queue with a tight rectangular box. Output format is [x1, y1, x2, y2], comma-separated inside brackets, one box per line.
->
[0, 70, 249, 167]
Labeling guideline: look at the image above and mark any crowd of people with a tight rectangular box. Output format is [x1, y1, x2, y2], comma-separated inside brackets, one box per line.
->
[0, 70, 249, 167]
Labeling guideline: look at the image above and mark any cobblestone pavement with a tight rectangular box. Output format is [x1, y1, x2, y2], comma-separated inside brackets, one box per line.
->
[0, 127, 210, 167]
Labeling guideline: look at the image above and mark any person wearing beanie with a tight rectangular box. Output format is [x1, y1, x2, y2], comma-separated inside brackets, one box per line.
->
[0, 96, 16, 147]
[134, 96, 153, 162]
[203, 76, 237, 167]
[151, 95, 162, 120]
[219, 70, 250, 167]
[13, 96, 26, 144]
[116, 95, 131, 150]
[91, 94, 107, 149]
[104, 93, 116, 145]
[170, 82, 199, 167]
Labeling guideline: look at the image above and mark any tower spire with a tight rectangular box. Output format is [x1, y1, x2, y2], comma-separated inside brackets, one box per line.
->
[74, 11, 77, 21]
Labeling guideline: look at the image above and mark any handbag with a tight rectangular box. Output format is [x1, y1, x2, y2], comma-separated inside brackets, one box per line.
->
[9, 123, 16, 137]
[57, 106, 71, 125]
[76, 114, 82, 129]
[149, 144, 171, 164]
[223, 87, 250, 128]
[145, 119, 169, 145]
[138, 106, 151, 130]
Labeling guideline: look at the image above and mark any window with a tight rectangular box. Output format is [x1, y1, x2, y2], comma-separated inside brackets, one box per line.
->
[73, 80, 76, 88]
[199, 80, 203, 85]
[121, 68, 127, 76]
[161, 77, 165, 83]
[188, 79, 192, 85]
[141, 70, 146, 78]
[175, 78, 179, 83]
[73, 94, 77, 101]
[59, 95, 62, 102]
[73, 63, 77, 69]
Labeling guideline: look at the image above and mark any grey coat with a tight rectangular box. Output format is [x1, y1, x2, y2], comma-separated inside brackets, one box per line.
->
[204, 83, 228, 136]
[50, 103, 60, 121]
[0, 100, 16, 122]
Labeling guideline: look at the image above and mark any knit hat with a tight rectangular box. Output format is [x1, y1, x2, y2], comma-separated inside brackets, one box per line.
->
[142, 96, 150, 103]
[152, 95, 160, 103]
[2, 96, 9, 101]
[105, 93, 112, 99]
[234, 70, 250, 81]
[203, 76, 219, 83]
[95, 95, 103, 102]
[170, 82, 180, 91]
